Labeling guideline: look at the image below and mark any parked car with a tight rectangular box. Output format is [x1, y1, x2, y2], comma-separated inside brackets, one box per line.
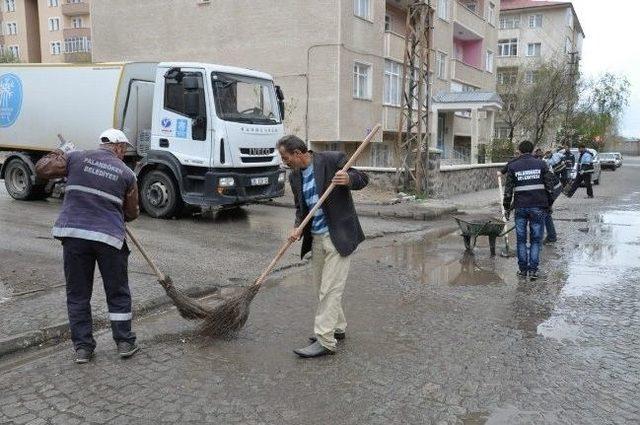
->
[599, 153, 618, 170]
[569, 148, 601, 185]
[613, 152, 623, 167]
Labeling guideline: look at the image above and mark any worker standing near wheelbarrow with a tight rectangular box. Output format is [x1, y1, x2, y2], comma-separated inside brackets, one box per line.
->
[502, 140, 556, 280]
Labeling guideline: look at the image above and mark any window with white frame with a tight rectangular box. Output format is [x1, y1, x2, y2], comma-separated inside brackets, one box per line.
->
[383, 60, 401, 106]
[498, 39, 518, 57]
[437, 0, 448, 20]
[353, 62, 371, 99]
[488, 2, 496, 25]
[67, 0, 82, 3]
[526, 42, 541, 57]
[525, 70, 538, 84]
[528, 14, 542, 28]
[565, 8, 574, 29]
[499, 15, 519, 29]
[48, 0, 59, 6]
[485, 51, 494, 72]
[6, 22, 17, 35]
[64, 36, 91, 53]
[72, 17, 82, 28]
[494, 126, 511, 139]
[353, 0, 371, 20]
[497, 68, 517, 85]
[50, 41, 62, 55]
[48, 17, 60, 31]
[436, 51, 447, 79]
[371, 143, 390, 167]
[8, 45, 19, 58]
[4, 0, 15, 12]
[565, 37, 573, 54]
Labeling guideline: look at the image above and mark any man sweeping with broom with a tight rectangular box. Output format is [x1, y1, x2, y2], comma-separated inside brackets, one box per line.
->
[277, 135, 369, 358]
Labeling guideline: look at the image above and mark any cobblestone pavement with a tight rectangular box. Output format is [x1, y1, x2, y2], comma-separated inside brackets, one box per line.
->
[1, 160, 639, 424]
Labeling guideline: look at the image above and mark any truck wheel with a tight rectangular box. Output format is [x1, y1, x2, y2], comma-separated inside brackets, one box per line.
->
[140, 170, 183, 218]
[3, 158, 47, 200]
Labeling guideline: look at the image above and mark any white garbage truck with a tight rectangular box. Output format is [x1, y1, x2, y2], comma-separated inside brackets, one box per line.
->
[0, 62, 287, 218]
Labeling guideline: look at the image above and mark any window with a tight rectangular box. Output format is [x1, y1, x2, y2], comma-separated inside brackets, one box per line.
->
[383, 60, 401, 106]
[529, 14, 542, 28]
[436, 51, 447, 79]
[525, 70, 538, 84]
[526, 42, 541, 57]
[499, 16, 519, 29]
[48, 0, 59, 6]
[485, 51, 494, 72]
[494, 126, 511, 139]
[48, 17, 60, 31]
[50, 41, 61, 55]
[72, 17, 82, 28]
[353, 62, 371, 99]
[461, 0, 476, 13]
[565, 37, 573, 54]
[67, 0, 82, 3]
[64, 36, 91, 53]
[353, 0, 371, 20]
[371, 143, 390, 167]
[487, 2, 496, 25]
[8, 45, 19, 58]
[498, 39, 518, 57]
[384, 14, 390, 31]
[437, 0, 448, 20]
[497, 68, 517, 85]
[4, 0, 15, 12]
[163, 71, 207, 141]
[565, 8, 574, 29]
[6, 22, 17, 35]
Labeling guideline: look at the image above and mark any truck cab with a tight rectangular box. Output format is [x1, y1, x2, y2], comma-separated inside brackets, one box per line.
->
[133, 62, 286, 217]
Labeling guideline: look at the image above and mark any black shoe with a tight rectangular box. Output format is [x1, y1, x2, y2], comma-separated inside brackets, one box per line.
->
[529, 270, 545, 280]
[543, 237, 557, 244]
[117, 342, 140, 358]
[293, 341, 335, 358]
[587, 195, 594, 198]
[75, 348, 93, 364]
[517, 270, 528, 278]
[309, 331, 346, 343]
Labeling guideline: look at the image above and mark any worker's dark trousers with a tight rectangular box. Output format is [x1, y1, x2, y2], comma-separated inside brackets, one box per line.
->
[62, 237, 136, 351]
[566, 172, 593, 198]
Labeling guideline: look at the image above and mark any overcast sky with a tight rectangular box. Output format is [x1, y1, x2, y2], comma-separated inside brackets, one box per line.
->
[571, 0, 639, 138]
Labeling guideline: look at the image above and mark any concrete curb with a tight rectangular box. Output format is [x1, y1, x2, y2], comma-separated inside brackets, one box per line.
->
[0, 222, 458, 359]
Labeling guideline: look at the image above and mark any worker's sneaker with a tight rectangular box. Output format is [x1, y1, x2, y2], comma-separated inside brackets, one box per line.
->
[117, 342, 140, 359]
[308, 331, 346, 343]
[517, 270, 528, 279]
[529, 270, 545, 281]
[293, 341, 335, 358]
[74, 348, 93, 364]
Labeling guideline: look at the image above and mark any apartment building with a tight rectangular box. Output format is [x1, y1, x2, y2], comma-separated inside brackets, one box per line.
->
[0, 0, 92, 63]
[495, 0, 584, 140]
[92, 0, 501, 166]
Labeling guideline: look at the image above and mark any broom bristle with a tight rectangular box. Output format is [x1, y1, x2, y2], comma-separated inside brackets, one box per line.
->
[160, 276, 213, 320]
[199, 285, 260, 336]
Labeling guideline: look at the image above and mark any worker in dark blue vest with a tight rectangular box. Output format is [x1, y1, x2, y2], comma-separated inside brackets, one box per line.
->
[503, 140, 556, 280]
[565, 144, 594, 198]
[36, 129, 140, 364]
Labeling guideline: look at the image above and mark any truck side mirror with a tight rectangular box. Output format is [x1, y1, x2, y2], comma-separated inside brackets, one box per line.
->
[275, 85, 285, 121]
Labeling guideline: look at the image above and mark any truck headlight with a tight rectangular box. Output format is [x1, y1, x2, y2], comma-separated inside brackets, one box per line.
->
[278, 172, 286, 183]
[218, 177, 235, 187]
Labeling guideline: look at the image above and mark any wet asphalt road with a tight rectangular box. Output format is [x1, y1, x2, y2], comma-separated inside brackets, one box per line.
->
[1, 159, 640, 424]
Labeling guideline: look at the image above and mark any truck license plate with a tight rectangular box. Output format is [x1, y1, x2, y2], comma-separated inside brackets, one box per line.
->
[251, 177, 269, 186]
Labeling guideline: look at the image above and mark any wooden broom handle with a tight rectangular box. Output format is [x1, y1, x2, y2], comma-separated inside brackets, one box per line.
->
[254, 124, 381, 287]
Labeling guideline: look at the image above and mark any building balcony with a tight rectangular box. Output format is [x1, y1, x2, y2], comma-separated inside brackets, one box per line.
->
[64, 51, 91, 63]
[384, 31, 405, 63]
[63, 27, 91, 39]
[453, 0, 485, 38]
[61, 1, 90, 16]
[450, 58, 485, 87]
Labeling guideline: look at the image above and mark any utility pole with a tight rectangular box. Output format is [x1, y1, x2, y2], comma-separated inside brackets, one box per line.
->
[394, 0, 434, 195]
[563, 49, 580, 147]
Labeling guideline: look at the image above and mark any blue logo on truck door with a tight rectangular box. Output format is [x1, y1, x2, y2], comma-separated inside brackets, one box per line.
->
[0, 73, 23, 128]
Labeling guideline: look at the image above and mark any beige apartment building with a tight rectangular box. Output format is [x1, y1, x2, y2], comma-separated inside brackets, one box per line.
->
[0, 0, 92, 63]
[495, 0, 584, 141]
[92, 0, 501, 166]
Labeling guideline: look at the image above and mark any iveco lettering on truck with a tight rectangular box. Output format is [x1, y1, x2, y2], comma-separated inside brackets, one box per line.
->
[0, 62, 286, 218]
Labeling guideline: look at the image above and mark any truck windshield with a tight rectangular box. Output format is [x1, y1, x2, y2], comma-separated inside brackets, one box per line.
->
[211, 73, 281, 125]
